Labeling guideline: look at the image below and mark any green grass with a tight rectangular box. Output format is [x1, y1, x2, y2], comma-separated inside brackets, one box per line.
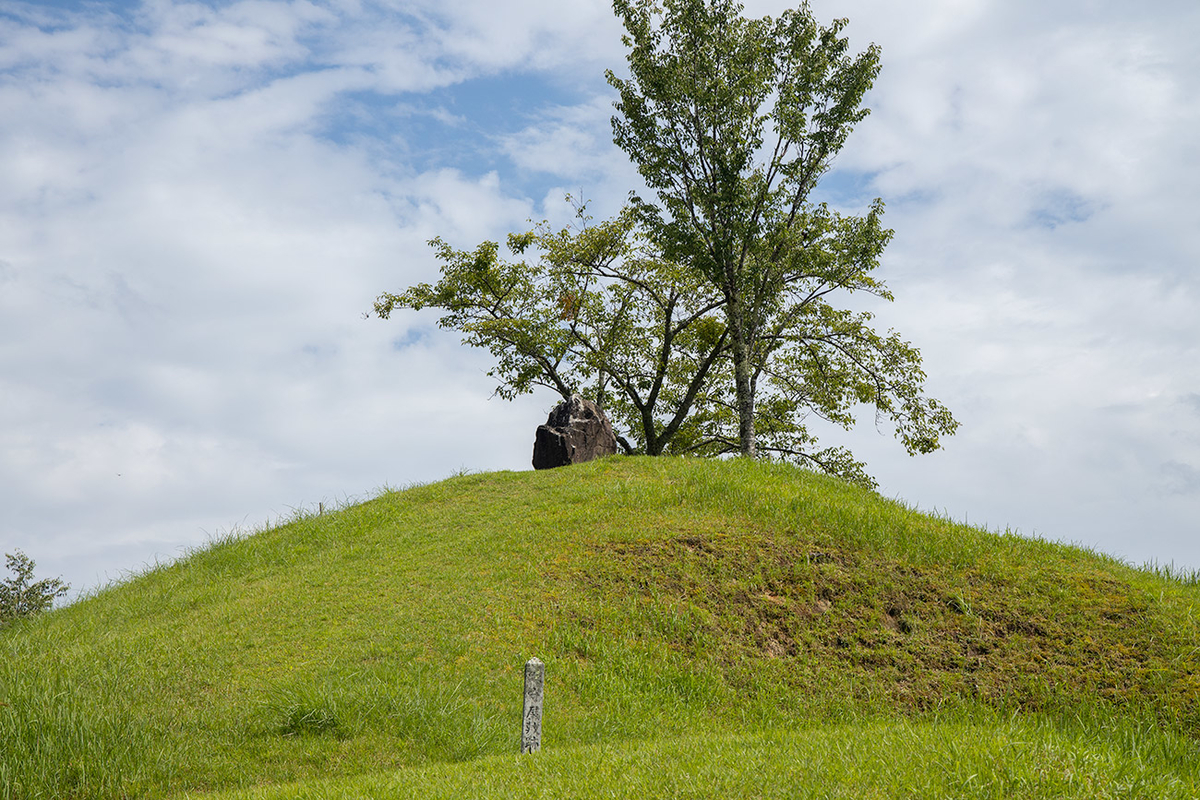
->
[202, 713, 1200, 800]
[2, 456, 1198, 799]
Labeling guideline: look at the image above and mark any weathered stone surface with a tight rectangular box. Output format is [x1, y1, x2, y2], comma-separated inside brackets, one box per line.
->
[531, 395, 618, 470]
[520, 657, 544, 754]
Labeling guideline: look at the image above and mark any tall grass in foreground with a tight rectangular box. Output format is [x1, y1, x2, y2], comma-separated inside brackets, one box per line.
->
[0, 621, 168, 799]
[203, 712, 1200, 800]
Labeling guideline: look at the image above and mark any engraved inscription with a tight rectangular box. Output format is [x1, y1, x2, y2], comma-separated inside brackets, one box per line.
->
[521, 657, 545, 754]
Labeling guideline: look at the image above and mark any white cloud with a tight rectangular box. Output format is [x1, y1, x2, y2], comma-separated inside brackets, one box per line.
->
[400, 0, 621, 74]
[501, 94, 616, 178]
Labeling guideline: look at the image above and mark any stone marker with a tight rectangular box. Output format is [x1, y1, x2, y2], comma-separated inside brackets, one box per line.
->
[532, 394, 618, 470]
[521, 657, 544, 754]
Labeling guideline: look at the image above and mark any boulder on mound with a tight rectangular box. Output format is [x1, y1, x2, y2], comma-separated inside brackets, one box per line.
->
[532, 395, 618, 470]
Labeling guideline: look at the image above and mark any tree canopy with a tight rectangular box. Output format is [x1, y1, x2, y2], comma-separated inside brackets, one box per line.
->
[374, 0, 958, 488]
[374, 202, 730, 458]
[0, 551, 69, 626]
[606, 0, 956, 468]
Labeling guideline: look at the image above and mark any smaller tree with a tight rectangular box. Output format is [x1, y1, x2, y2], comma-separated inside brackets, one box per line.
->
[372, 201, 729, 457]
[0, 550, 70, 626]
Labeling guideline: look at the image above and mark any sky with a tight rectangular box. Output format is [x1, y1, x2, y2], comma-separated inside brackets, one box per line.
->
[2, 0, 1198, 598]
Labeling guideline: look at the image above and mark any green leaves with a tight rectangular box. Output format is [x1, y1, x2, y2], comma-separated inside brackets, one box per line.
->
[0, 550, 69, 625]
[372, 201, 729, 455]
[606, 0, 955, 477]
[373, 0, 957, 487]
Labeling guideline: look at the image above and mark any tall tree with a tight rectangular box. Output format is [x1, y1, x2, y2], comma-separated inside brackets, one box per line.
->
[607, 0, 956, 466]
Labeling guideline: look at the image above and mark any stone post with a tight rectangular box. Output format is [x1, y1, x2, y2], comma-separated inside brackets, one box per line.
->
[520, 657, 544, 754]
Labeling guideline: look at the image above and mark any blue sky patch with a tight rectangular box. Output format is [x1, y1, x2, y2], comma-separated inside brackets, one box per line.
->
[811, 168, 884, 209]
[392, 327, 429, 350]
[1027, 188, 1096, 229]
[315, 71, 587, 201]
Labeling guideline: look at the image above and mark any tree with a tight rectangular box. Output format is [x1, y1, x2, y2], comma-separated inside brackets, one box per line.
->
[374, 0, 957, 488]
[607, 0, 958, 468]
[0, 550, 69, 626]
[373, 201, 730, 457]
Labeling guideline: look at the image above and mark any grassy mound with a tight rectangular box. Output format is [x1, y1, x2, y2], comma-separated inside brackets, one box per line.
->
[1, 456, 1197, 799]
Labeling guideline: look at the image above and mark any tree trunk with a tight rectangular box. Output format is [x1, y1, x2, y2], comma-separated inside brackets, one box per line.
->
[727, 295, 757, 458]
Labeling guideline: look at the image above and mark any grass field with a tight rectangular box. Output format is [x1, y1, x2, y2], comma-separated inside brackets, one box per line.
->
[204, 716, 1200, 800]
[2, 456, 1198, 798]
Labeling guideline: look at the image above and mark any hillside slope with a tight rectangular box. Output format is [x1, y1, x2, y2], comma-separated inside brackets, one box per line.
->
[2, 456, 1197, 798]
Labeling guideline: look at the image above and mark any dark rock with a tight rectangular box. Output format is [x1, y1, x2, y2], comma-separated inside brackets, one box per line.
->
[532, 395, 618, 470]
